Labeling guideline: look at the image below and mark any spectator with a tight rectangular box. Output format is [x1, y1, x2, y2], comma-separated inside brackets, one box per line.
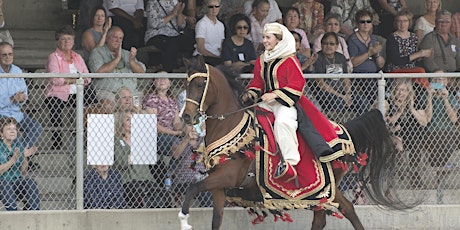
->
[143, 77, 184, 156]
[292, 0, 325, 43]
[419, 10, 460, 73]
[0, 117, 40, 211]
[330, 0, 379, 37]
[374, 0, 408, 39]
[81, 6, 112, 63]
[45, 25, 93, 150]
[246, 0, 270, 55]
[313, 32, 352, 115]
[221, 13, 257, 73]
[114, 86, 143, 113]
[144, 0, 194, 72]
[83, 165, 125, 209]
[88, 26, 146, 114]
[414, 0, 441, 42]
[0, 0, 4, 28]
[313, 13, 352, 70]
[291, 31, 316, 73]
[193, 0, 225, 66]
[451, 11, 460, 40]
[284, 7, 311, 60]
[113, 109, 157, 208]
[383, 79, 431, 188]
[243, 0, 282, 23]
[425, 77, 458, 168]
[103, 0, 145, 49]
[0, 42, 43, 149]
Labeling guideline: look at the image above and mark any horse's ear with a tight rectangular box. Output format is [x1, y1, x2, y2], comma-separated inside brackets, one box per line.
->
[196, 55, 206, 69]
[183, 57, 191, 71]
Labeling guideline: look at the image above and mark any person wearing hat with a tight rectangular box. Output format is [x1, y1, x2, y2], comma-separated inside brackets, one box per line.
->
[242, 22, 336, 182]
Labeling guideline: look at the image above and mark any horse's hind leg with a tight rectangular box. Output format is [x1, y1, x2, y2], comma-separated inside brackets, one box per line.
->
[210, 189, 226, 230]
[335, 189, 364, 230]
[312, 210, 326, 230]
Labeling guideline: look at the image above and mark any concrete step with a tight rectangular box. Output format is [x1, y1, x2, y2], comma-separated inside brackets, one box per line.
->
[9, 30, 55, 41]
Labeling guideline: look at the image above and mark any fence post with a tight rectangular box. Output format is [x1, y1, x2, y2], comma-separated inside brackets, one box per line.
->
[75, 75, 84, 210]
[377, 71, 386, 116]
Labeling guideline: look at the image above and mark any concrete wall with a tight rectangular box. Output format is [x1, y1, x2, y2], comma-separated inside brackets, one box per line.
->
[0, 206, 459, 230]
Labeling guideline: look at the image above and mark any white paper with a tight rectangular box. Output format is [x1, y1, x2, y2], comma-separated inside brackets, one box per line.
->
[87, 114, 114, 165]
[131, 114, 157, 165]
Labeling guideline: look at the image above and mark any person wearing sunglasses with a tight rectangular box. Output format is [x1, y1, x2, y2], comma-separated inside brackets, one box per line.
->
[192, 0, 225, 66]
[330, 0, 379, 37]
[221, 14, 256, 73]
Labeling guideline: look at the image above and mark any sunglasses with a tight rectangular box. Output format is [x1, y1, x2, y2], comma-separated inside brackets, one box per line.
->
[208, 5, 220, 9]
[236, 26, 249, 30]
[359, 20, 372, 24]
[321, 42, 337, 46]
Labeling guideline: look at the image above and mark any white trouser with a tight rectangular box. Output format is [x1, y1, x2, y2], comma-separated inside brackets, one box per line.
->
[259, 101, 300, 166]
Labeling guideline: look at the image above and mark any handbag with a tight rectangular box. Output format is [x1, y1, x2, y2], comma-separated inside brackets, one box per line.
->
[0, 30, 14, 47]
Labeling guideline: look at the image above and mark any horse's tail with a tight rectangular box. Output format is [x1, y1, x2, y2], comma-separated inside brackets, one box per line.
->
[344, 109, 417, 210]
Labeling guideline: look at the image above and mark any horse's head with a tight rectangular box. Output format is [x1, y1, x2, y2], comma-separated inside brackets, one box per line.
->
[182, 56, 212, 125]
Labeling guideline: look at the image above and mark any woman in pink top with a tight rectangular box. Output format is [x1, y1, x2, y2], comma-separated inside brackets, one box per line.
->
[45, 25, 92, 149]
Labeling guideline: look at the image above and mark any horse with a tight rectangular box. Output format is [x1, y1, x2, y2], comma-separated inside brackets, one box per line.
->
[178, 56, 412, 230]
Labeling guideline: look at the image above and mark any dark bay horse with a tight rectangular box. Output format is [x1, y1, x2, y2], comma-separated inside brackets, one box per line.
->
[179, 56, 412, 230]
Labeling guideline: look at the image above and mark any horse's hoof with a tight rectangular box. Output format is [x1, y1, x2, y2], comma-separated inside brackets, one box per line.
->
[178, 212, 193, 230]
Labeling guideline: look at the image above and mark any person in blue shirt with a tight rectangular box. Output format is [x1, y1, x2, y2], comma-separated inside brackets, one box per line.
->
[0, 42, 43, 148]
[83, 165, 125, 209]
[0, 117, 40, 211]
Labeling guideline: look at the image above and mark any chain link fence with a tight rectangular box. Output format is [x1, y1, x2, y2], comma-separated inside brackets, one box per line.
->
[1, 72, 460, 211]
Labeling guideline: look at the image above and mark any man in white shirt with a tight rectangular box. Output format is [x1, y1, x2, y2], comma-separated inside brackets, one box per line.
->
[243, 0, 282, 23]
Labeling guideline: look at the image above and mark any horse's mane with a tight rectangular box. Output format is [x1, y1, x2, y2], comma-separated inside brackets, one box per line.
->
[215, 65, 246, 98]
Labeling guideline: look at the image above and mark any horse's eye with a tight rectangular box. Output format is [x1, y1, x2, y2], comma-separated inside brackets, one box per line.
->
[197, 82, 205, 88]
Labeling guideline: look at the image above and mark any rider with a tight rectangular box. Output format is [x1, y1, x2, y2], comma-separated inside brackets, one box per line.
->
[242, 23, 337, 182]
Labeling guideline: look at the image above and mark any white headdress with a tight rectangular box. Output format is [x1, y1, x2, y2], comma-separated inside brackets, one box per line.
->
[262, 23, 296, 62]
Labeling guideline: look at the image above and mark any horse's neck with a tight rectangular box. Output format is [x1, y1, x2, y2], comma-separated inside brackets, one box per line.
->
[205, 97, 244, 144]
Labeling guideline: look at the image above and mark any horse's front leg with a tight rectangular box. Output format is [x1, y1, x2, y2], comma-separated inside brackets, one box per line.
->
[210, 189, 226, 230]
[334, 189, 364, 230]
[312, 210, 326, 230]
[179, 180, 204, 230]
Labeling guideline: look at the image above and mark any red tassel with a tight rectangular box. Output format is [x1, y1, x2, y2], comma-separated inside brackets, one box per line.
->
[280, 212, 293, 222]
[319, 197, 328, 204]
[251, 215, 265, 225]
[273, 214, 279, 222]
[253, 145, 262, 151]
[244, 150, 255, 160]
[352, 163, 359, 172]
[332, 212, 344, 219]
[219, 156, 228, 164]
[313, 205, 322, 211]
[357, 152, 368, 166]
[332, 160, 342, 169]
[341, 161, 348, 172]
[191, 152, 198, 161]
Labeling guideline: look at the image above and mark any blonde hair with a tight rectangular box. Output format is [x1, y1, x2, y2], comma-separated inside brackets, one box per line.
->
[425, 0, 442, 13]
[114, 109, 137, 138]
[389, 79, 414, 104]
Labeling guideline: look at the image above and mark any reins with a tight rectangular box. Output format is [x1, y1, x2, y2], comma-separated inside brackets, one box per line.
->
[205, 101, 264, 120]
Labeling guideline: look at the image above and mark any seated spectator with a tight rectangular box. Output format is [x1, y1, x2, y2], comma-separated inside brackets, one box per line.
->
[0, 117, 40, 211]
[144, 0, 194, 72]
[419, 10, 460, 73]
[246, 0, 270, 55]
[291, 31, 316, 73]
[292, 0, 325, 43]
[374, 0, 408, 38]
[143, 77, 184, 156]
[313, 32, 352, 114]
[425, 77, 459, 168]
[83, 165, 125, 209]
[88, 26, 146, 114]
[451, 11, 460, 40]
[414, 0, 441, 41]
[221, 13, 257, 73]
[243, 0, 282, 23]
[313, 13, 352, 70]
[81, 6, 112, 63]
[193, 0, 225, 66]
[113, 109, 158, 208]
[0, 0, 4, 28]
[103, 0, 145, 49]
[284, 7, 311, 60]
[114, 86, 144, 113]
[330, 0, 379, 37]
[45, 25, 93, 150]
[0, 42, 43, 149]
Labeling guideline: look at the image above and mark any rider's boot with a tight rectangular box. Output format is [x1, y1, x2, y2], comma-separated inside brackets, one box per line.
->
[274, 161, 297, 182]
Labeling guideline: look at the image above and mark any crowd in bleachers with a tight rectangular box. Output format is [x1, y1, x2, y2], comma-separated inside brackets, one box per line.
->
[1, 0, 460, 210]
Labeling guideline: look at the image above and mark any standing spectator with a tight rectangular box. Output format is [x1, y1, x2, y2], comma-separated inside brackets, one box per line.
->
[81, 6, 112, 63]
[451, 11, 460, 40]
[374, 0, 408, 39]
[243, 0, 282, 23]
[284, 7, 311, 60]
[193, 0, 225, 66]
[83, 165, 125, 209]
[221, 13, 257, 73]
[0, 117, 40, 211]
[419, 10, 460, 73]
[45, 26, 92, 150]
[246, 0, 270, 55]
[292, 0, 325, 43]
[144, 0, 194, 72]
[330, 0, 379, 37]
[103, 0, 145, 49]
[0, 42, 43, 149]
[414, 0, 441, 42]
[313, 14, 352, 70]
[88, 26, 146, 114]
[0, 0, 5, 28]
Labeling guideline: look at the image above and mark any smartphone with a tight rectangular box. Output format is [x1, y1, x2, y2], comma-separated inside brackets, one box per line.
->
[133, 95, 140, 107]
[430, 82, 443, 90]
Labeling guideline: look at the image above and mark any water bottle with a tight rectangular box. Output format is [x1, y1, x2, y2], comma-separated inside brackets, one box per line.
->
[164, 173, 172, 190]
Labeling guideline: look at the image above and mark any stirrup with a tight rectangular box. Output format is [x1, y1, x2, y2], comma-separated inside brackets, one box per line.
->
[274, 161, 297, 182]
